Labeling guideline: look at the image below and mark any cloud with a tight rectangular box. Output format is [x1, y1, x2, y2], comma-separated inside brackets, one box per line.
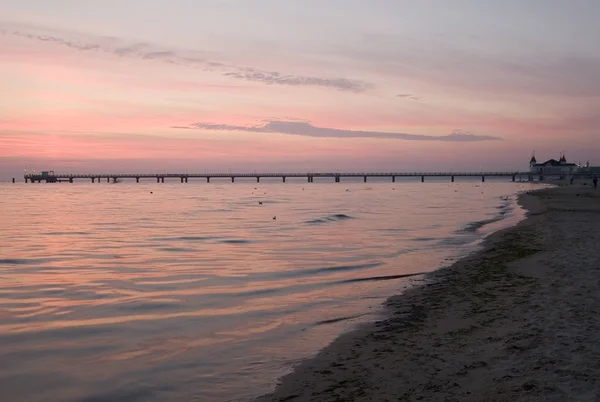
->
[396, 94, 421, 101]
[174, 120, 502, 142]
[0, 22, 372, 92]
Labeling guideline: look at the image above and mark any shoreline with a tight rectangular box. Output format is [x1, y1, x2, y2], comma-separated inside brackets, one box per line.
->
[255, 183, 600, 401]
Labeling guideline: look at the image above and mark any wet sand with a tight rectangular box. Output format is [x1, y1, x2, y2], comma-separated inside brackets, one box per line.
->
[255, 184, 600, 401]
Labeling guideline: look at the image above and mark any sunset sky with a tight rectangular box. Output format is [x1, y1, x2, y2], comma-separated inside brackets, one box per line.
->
[1, 0, 599, 179]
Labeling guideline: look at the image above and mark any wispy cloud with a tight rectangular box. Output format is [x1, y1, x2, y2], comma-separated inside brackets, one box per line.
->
[396, 94, 421, 101]
[174, 120, 502, 142]
[0, 22, 372, 92]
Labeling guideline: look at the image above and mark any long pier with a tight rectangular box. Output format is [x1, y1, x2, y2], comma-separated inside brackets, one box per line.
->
[23, 171, 536, 184]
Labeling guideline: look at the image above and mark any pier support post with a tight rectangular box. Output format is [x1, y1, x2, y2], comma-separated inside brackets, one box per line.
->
[231, 177, 235, 183]
[157, 177, 160, 183]
[256, 177, 260, 183]
[512, 175, 516, 182]
[392, 176, 395, 183]
[92, 178, 95, 183]
[282, 177, 286, 183]
[161, 177, 164, 183]
[136, 177, 139, 183]
[207, 177, 210, 183]
[181, 177, 184, 183]
[12, 178, 15, 183]
[482, 175, 485, 183]
[451, 176, 455, 183]
[421, 176, 425, 183]
[106, 178, 109, 183]
[69, 178, 73, 183]
[364, 176, 367, 183]
[24, 178, 27, 183]
[185, 177, 188, 183]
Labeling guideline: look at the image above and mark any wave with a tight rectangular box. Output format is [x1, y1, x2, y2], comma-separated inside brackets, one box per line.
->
[413, 237, 440, 242]
[458, 197, 516, 233]
[43, 231, 92, 236]
[460, 216, 505, 233]
[152, 236, 219, 242]
[274, 262, 382, 279]
[305, 213, 355, 225]
[314, 313, 368, 326]
[335, 271, 425, 284]
[0, 258, 63, 265]
[218, 239, 253, 245]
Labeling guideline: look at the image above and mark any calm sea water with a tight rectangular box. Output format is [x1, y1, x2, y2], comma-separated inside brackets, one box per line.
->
[0, 177, 534, 402]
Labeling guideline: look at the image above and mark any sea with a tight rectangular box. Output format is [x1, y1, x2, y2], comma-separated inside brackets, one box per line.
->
[0, 177, 536, 402]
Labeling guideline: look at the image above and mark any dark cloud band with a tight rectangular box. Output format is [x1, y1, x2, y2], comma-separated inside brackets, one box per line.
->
[175, 120, 502, 142]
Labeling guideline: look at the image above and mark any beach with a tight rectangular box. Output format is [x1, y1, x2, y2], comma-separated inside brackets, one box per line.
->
[256, 183, 600, 401]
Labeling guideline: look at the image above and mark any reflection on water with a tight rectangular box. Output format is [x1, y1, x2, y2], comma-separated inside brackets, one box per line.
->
[0, 178, 532, 401]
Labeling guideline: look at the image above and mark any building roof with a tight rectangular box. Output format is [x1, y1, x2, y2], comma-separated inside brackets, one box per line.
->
[533, 159, 577, 167]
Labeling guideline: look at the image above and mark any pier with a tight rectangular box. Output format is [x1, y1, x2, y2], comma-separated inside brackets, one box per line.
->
[22, 171, 537, 184]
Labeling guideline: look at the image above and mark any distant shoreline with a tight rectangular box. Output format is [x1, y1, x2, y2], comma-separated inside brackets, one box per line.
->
[255, 182, 600, 401]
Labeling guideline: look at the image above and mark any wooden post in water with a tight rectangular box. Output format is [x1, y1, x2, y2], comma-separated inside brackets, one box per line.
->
[421, 175, 425, 183]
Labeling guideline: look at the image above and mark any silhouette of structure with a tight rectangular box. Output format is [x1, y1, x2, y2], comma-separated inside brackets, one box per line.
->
[24, 171, 531, 184]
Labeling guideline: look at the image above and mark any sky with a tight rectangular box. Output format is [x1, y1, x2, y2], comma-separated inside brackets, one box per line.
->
[1, 0, 599, 179]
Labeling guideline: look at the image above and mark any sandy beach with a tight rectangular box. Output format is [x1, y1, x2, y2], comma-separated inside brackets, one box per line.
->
[256, 183, 600, 402]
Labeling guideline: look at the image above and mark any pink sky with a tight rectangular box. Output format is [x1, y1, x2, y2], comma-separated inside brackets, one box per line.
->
[1, 1, 600, 180]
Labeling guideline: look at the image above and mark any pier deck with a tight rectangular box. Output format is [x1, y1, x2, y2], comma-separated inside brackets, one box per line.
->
[22, 171, 543, 183]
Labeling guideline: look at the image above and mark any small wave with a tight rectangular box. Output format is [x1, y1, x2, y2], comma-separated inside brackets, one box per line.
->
[157, 247, 196, 252]
[275, 262, 382, 279]
[335, 272, 424, 284]
[218, 239, 253, 245]
[458, 197, 517, 234]
[305, 213, 355, 225]
[438, 237, 478, 246]
[413, 237, 439, 242]
[460, 216, 504, 233]
[152, 236, 219, 242]
[43, 231, 92, 236]
[0, 258, 62, 265]
[314, 313, 368, 326]
[0, 259, 30, 265]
